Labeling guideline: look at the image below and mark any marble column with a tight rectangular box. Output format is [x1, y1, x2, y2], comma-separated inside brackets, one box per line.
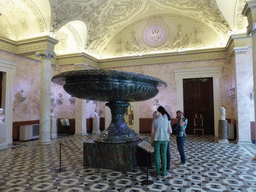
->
[75, 98, 88, 136]
[36, 50, 56, 145]
[74, 63, 92, 136]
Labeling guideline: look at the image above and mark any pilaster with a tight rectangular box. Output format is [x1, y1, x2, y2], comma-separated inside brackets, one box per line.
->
[242, 1, 256, 145]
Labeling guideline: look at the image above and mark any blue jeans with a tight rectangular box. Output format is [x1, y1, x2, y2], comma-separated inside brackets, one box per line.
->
[154, 141, 168, 175]
[176, 136, 186, 164]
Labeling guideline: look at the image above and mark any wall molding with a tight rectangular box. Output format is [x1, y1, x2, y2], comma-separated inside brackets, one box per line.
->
[0, 36, 58, 57]
[99, 48, 227, 68]
[0, 33, 253, 69]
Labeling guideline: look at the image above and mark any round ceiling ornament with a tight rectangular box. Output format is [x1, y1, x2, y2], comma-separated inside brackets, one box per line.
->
[142, 20, 170, 48]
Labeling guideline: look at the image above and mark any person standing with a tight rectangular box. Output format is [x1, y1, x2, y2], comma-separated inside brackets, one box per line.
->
[175, 110, 188, 166]
[151, 111, 172, 176]
[157, 106, 172, 170]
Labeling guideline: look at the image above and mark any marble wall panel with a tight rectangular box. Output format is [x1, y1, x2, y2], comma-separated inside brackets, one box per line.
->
[221, 54, 237, 122]
[0, 50, 41, 122]
[109, 59, 234, 119]
[53, 65, 99, 119]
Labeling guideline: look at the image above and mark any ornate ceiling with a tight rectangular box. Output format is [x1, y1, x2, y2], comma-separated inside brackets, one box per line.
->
[0, 0, 248, 59]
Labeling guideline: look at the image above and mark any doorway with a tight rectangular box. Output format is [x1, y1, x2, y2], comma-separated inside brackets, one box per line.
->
[183, 78, 214, 135]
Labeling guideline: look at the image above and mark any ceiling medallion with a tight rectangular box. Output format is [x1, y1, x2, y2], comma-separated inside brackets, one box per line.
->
[142, 21, 170, 48]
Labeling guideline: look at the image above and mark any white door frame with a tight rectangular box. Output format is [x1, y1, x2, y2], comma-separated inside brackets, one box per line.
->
[0, 58, 16, 149]
[174, 66, 222, 137]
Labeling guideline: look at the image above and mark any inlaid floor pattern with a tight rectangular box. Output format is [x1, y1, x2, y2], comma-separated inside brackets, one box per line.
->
[1, 134, 256, 192]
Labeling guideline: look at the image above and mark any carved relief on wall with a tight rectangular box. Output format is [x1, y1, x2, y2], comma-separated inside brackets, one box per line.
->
[0, 0, 47, 40]
[142, 18, 170, 48]
[155, 0, 230, 36]
[235, 0, 247, 31]
[0, 15, 14, 39]
[102, 14, 219, 58]
[155, 0, 205, 11]
[55, 31, 68, 54]
[22, 0, 47, 33]
[102, 0, 142, 26]
[66, 24, 83, 50]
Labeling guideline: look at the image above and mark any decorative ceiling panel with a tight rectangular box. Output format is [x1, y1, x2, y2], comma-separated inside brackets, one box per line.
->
[102, 14, 222, 58]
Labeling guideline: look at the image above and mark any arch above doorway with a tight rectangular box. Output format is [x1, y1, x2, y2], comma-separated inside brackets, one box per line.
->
[174, 66, 222, 138]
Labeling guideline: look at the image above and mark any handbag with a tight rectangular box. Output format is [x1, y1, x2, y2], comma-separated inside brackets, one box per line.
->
[172, 123, 179, 135]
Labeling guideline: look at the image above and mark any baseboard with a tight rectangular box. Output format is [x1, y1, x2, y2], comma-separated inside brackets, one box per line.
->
[236, 140, 253, 144]
[0, 143, 7, 150]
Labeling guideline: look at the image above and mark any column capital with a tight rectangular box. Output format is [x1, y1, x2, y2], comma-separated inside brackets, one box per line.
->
[243, 1, 256, 34]
[35, 50, 56, 59]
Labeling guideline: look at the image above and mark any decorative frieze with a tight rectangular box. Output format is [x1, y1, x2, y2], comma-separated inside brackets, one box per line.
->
[17, 36, 59, 56]
[0, 36, 16, 53]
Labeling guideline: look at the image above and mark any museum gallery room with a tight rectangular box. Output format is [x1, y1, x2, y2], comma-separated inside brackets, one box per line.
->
[2, 0, 256, 191]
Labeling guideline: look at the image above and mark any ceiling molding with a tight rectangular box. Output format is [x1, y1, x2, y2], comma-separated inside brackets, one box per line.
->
[16, 36, 59, 56]
[99, 48, 227, 68]
[226, 33, 252, 57]
[55, 53, 99, 69]
[0, 36, 17, 54]
[1, 33, 252, 69]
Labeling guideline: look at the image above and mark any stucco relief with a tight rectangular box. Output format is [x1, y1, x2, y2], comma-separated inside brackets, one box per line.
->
[142, 19, 169, 48]
[156, 0, 205, 10]
[49, 0, 231, 58]
[156, 0, 230, 36]
[0, 0, 47, 40]
[55, 31, 68, 54]
[102, 0, 142, 26]
[105, 15, 216, 57]
[22, 0, 46, 33]
[66, 24, 83, 50]
[0, 16, 14, 39]
[235, 0, 247, 31]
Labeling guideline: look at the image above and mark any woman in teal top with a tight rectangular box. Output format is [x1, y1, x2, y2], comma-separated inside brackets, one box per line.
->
[175, 110, 188, 166]
[151, 111, 172, 176]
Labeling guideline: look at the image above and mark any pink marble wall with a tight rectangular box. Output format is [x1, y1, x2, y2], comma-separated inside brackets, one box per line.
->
[1, 48, 254, 142]
[109, 59, 234, 119]
[221, 55, 237, 122]
[0, 50, 41, 122]
[53, 65, 99, 119]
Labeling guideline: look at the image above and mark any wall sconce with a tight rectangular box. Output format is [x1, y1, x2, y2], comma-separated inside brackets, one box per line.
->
[56, 93, 63, 104]
[69, 95, 75, 104]
[17, 89, 26, 103]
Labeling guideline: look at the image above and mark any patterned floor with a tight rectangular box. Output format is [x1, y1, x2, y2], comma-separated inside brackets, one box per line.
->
[0, 134, 256, 192]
